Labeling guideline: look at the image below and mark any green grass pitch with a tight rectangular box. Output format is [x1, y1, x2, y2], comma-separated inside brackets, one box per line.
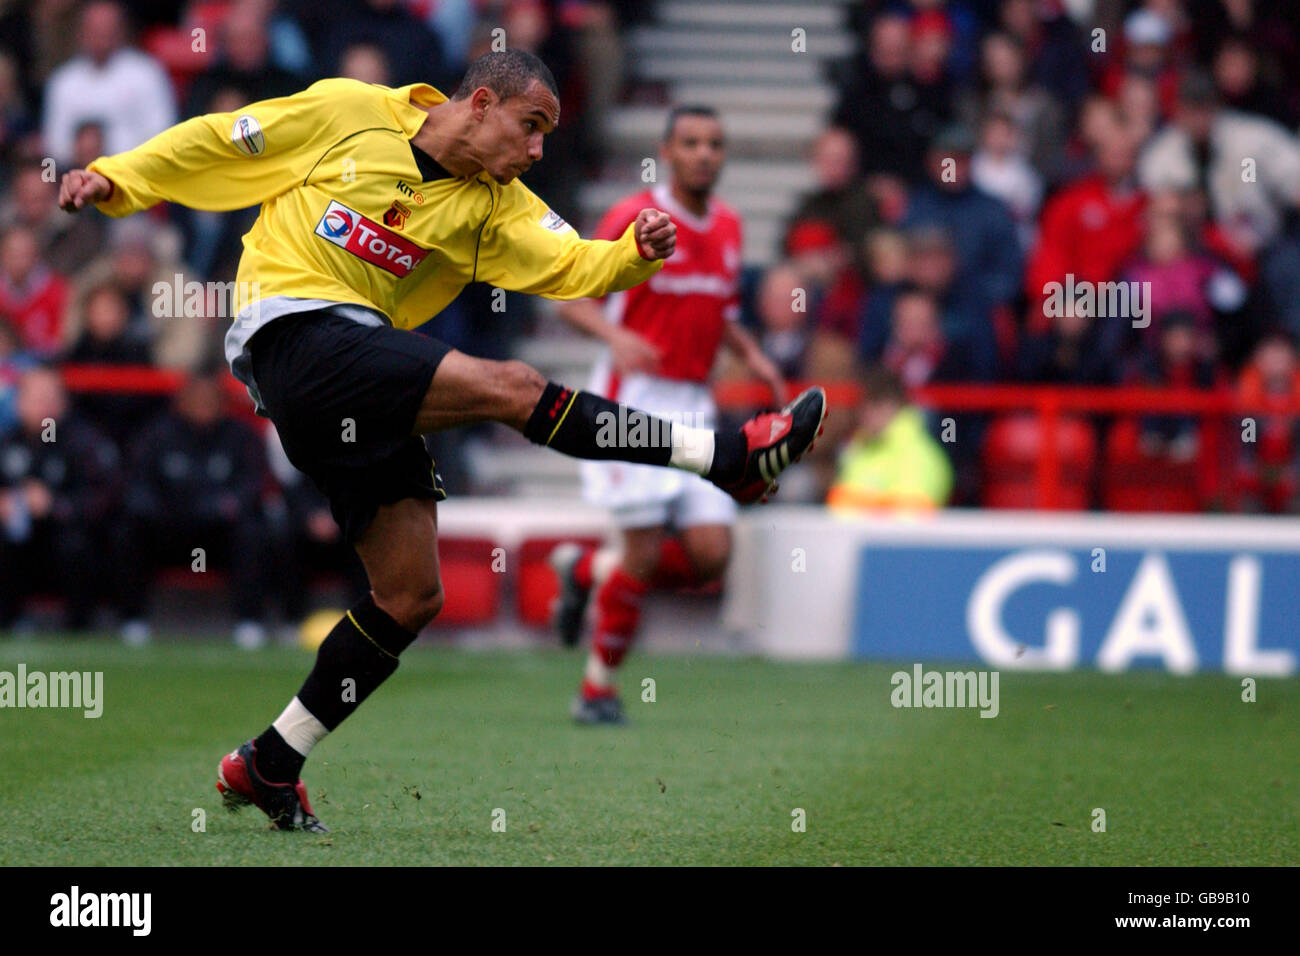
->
[1, 638, 1296, 865]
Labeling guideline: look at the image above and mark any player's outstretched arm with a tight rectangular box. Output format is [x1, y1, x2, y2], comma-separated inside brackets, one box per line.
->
[472, 182, 670, 301]
[71, 78, 368, 218]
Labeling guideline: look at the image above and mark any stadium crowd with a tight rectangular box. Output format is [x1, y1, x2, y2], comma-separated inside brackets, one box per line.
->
[3, 0, 1300, 634]
[724, 0, 1300, 514]
[0, 0, 633, 635]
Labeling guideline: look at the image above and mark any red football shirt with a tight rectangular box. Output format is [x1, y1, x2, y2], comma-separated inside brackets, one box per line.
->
[592, 183, 742, 388]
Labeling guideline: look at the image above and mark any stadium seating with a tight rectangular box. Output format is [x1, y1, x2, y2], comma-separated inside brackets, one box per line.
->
[1100, 419, 1202, 513]
[432, 537, 502, 626]
[982, 414, 1095, 510]
[515, 536, 604, 627]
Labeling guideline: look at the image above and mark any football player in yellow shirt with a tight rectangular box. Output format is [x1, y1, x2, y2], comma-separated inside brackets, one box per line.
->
[60, 49, 825, 833]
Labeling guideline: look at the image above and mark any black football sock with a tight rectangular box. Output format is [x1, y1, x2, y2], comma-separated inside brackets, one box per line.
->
[705, 427, 746, 485]
[524, 383, 675, 466]
[253, 594, 417, 781]
[252, 726, 304, 783]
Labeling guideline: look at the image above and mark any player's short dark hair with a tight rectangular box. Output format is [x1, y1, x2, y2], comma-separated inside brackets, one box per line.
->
[861, 364, 907, 406]
[452, 49, 558, 103]
[664, 105, 720, 141]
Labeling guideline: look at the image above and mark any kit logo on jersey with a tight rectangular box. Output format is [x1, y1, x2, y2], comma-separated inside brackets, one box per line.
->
[396, 181, 425, 204]
[383, 200, 411, 230]
[539, 209, 573, 234]
[231, 115, 265, 156]
[314, 200, 428, 277]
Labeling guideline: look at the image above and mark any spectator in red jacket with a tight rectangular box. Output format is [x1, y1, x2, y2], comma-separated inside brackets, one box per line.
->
[0, 226, 65, 356]
[1025, 108, 1146, 332]
[1234, 330, 1300, 512]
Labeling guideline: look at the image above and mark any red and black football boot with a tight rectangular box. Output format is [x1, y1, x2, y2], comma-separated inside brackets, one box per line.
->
[216, 740, 328, 833]
[714, 386, 827, 504]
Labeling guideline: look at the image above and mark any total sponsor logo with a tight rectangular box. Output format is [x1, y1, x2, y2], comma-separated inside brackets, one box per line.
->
[314, 200, 429, 277]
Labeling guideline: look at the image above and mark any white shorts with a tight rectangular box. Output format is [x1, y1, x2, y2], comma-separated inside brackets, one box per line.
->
[581, 365, 737, 530]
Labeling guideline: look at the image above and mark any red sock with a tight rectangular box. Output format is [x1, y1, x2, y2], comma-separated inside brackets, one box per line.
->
[650, 537, 701, 590]
[572, 547, 595, 590]
[585, 567, 647, 697]
[581, 678, 617, 700]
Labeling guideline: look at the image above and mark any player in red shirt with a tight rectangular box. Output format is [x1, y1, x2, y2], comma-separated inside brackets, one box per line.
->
[551, 105, 788, 724]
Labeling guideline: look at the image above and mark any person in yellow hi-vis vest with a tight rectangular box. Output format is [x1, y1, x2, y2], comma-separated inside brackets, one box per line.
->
[59, 49, 828, 833]
[828, 366, 952, 513]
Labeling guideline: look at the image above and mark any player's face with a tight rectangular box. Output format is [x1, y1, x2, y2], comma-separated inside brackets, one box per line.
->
[663, 115, 726, 195]
[473, 81, 559, 185]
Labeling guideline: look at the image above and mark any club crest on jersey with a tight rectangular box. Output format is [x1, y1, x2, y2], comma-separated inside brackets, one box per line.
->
[231, 115, 264, 156]
[314, 200, 428, 277]
[383, 200, 411, 229]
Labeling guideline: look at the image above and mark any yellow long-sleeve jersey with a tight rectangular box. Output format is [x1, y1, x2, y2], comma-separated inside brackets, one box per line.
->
[87, 77, 662, 379]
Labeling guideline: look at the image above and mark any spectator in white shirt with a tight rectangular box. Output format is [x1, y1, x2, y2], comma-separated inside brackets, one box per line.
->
[971, 109, 1042, 253]
[41, 1, 176, 167]
[1140, 70, 1300, 336]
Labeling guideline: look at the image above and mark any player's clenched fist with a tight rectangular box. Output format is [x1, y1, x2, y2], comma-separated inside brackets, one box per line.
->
[634, 208, 676, 260]
[58, 169, 113, 212]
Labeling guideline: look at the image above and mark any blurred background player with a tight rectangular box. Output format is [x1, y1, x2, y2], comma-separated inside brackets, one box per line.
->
[550, 105, 788, 724]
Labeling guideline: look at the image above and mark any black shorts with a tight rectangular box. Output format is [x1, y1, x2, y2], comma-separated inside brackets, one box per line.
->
[248, 311, 452, 543]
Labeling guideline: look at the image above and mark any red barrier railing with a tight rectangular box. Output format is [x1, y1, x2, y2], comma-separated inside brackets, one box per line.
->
[59, 364, 261, 424]
[55, 367, 1300, 511]
[60, 364, 248, 396]
[714, 380, 1300, 510]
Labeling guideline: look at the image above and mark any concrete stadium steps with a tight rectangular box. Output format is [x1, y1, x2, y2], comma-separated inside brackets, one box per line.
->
[630, 55, 825, 86]
[626, 29, 855, 65]
[486, 0, 859, 497]
[580, 0, 857, 269]
[656, 0, 849, 31]
[669, 83, 838, 113]
[602, 106, 826, 159]
[513, 334, 604, 383]
[465, 441, 585, 498]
